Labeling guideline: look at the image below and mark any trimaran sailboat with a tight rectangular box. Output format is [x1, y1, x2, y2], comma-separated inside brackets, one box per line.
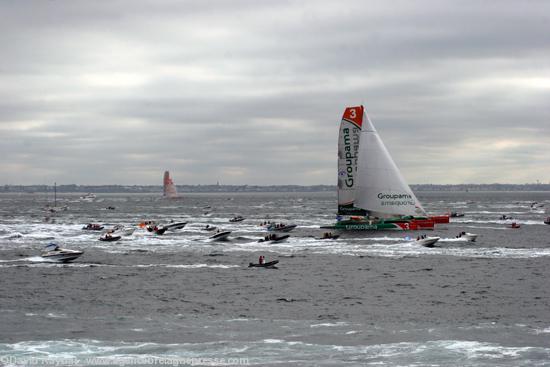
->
[330, 105, 447, 231]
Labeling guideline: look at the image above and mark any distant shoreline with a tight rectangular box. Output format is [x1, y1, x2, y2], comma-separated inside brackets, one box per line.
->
[2, 184, 550, 193]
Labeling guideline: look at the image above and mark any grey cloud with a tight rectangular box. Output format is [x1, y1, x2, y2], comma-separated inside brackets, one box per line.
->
[1, 0, 549, 184]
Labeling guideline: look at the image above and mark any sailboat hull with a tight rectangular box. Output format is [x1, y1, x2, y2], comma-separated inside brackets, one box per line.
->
[332, 222, 401, 230]
[429, 215, 450, 224]
[329, 217, 435, 231]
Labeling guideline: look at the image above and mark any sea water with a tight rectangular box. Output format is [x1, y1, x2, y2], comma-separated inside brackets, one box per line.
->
[1, 191, 549, 366]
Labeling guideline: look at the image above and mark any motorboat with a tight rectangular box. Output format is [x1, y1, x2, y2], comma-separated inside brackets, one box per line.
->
[163, 221, 187, 230]
[544, 217, 550, 225]
[249, 260, 279, 268]
[415, 236, 440, 247]
[79, 193, 96, 202]
[99, 233, 121, 242]
[210, 231, 231, 241]
[229, 216, 245, 223]
[267, 223, 297, 232]
[203, 225, 217, 231]
[82, 223, 104, 231]
[450, 212, 465, 218]
[456, 231, 477, 242]
[507, 222, 521, 229]
[109, 225, 135, 236]
[258, 234, 290, 243]
[41, 243, 83, 263]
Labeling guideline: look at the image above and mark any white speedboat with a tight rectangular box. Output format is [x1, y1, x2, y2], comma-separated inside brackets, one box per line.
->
[79, 193, 96, 202]
[163, 222, 187, 230]
[110, 225, 135, 236]
[41, 243, 83, 263]
[415, 236, 440, 247]
[463, 233, 478, 242]
[210, 231, 231, 241]
[456, 231, 477, 242]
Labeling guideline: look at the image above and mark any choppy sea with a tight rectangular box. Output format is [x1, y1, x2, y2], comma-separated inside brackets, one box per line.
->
[1, 191, 549, 366]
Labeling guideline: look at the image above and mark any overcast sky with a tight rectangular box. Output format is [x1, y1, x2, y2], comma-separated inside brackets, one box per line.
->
[1, 0, 549, 185]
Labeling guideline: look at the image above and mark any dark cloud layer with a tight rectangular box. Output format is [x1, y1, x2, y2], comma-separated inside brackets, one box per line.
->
[1, 0, 549, 184]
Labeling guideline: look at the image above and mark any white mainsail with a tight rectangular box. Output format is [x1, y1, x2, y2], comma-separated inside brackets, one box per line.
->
[354, 107, 426, 217]
[337, 106, 364, 215]
[163, 171, 178, 198]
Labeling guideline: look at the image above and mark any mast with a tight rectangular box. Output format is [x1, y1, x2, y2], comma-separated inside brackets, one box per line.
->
[54, 182, 57, 207]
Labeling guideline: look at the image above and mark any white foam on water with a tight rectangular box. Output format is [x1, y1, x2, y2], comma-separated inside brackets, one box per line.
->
[532, 326, 550, 335]
[310, 323, 349, 330]
[0, 262, 239, 269]
[133, 263, 239, 269]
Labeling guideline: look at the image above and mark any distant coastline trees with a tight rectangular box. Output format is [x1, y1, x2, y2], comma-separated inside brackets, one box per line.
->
[2, 183, 550, 193]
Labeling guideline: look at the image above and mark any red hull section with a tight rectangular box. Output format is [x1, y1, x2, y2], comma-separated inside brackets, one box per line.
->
[394, 219, 435, 230]
[429, 215, 450, 224]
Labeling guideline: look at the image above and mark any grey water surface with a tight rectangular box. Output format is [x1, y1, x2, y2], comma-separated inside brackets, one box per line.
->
[1, 191, 550, 366]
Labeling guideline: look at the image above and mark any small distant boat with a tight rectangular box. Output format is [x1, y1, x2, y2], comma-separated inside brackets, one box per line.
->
[507, 222, 521, 229]
[258, 234, 290, 243]
[249, 260, 279, 268]
[80, 193, 96, 202]
[544, 217, 550, 225]
[456, 231, 477, 242]
[210, 231, 231, 241]
[500, 215, 513, 220]
[229, 216, 245, 223]
[82, 223, 104, 231]
[415, 236, 440, 247]
[203, 225, 217, 232]
[163, 222, 187, 230]
[267, 223, 297, 232]
[450, 212, 465, 218]
[41, 243, 83, 263]
[99, 234, 121, 242]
